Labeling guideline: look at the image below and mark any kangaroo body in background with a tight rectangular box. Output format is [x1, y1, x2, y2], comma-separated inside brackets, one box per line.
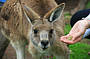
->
[0, 0, 69, 59]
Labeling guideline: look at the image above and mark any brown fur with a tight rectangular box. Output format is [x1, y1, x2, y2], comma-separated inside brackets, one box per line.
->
[22, 0, 57, 17]
[0, 0, 69, 59]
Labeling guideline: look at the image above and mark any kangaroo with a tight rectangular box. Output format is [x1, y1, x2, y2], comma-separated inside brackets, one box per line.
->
[0, 0, 69, 59]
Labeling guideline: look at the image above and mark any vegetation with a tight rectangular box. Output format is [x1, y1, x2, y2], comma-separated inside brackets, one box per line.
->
[64, 24, 71, 35]
[69, 43, 90, 59]
[85, 1, 90, 9]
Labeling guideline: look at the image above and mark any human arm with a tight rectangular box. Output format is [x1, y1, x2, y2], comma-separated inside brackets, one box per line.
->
[60, 14, 90, 44]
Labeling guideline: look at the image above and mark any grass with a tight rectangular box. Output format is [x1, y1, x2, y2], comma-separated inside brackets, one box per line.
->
[69, 43, 90, 59]
[85, 1, 90, 9]
[64, 24, 71, 35]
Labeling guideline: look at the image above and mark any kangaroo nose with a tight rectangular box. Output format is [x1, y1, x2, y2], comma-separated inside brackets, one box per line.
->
[41, 40, 49, 47]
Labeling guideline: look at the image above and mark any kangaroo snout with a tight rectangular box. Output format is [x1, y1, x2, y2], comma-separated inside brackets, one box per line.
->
[41, 40, 49, 50]
[41, 40, 49, 46]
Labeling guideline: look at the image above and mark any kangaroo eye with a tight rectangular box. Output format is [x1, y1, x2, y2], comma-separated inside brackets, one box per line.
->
[49, 29, 53, 33]
[33, 29, 38, 34]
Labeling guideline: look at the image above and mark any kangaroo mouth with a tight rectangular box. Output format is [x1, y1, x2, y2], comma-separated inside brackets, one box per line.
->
[42, 47, 48, 50]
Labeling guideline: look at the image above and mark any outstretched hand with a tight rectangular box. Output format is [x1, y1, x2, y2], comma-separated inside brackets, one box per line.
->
[60, 20, 89, 44]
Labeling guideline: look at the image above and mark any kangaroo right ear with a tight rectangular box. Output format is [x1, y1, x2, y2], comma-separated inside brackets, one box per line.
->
[44, 3, 65, 23]
[23, 5, 40, 25]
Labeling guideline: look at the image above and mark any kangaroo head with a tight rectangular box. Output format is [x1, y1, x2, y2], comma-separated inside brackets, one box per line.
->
[24, 3, 65, 52]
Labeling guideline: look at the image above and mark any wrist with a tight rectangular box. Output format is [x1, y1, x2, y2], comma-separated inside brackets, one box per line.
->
[84, 14, 90, 28]
[86, 20, 90, 28]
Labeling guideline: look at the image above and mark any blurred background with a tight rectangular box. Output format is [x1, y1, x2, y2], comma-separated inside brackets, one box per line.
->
[0, 0, 90, 59]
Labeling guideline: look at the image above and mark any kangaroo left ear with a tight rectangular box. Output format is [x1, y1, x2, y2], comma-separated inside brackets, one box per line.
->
[44, 3, 65, 23]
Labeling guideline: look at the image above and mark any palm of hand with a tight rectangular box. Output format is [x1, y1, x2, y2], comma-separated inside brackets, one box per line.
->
[60, 20, 89, 44]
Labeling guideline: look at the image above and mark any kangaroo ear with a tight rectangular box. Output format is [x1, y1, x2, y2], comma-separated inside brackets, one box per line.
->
[23, 5, 40, 25]
[44, 3, 65, 23]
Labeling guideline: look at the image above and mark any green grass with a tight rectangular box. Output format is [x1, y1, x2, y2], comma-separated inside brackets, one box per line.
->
[69, 43, 90, 59]
[64, 12, 71, 17]
[64, 24, 71, 35]
[85, 1, 90, 9]
[64, 12, 72, 21]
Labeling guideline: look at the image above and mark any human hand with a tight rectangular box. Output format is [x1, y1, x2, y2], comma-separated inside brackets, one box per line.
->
[60, 20, 89, 44]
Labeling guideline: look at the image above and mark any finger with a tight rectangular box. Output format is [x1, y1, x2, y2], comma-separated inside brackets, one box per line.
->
[60, 36, 67, 41]
[73, 36, 82, 43]
[71, 32, 82, 41]
[60, 39, 74, 44]
[60, 36, 82, 44]
[60, 34, 70, 40]
[67, 36, 82, 44]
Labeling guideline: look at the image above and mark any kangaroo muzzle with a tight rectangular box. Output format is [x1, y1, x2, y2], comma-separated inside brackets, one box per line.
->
[40, 31, 49, 50]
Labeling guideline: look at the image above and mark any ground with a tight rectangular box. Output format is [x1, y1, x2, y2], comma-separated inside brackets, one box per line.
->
[3, 44, 32, 59]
